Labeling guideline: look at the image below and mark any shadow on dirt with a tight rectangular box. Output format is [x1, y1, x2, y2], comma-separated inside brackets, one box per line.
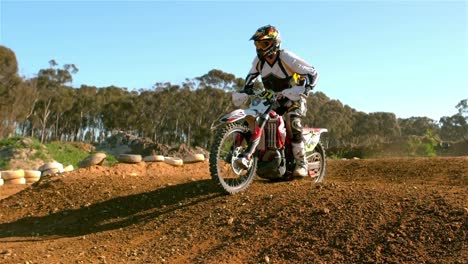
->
[0, 179, 223, 239]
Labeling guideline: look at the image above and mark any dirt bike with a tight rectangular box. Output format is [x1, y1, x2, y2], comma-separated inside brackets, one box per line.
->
[209, 86, 328, 194]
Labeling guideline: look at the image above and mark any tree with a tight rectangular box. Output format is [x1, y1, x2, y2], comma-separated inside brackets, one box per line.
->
[98, 86, 136, 134]
[455, 99, 467, 117]
[439, 117, 466, 142]
[68, 85, 99, 141]
[304, 91, 331, 126]
[399, 117, 438, 137]
[49, 85, 74, 141]
[196, 69, 244, 92]
[351, 112, 400, 145]
[13, 78, 39, 137]
[314, 99, 353, 146]
[0, 45, 20, 90]
[35, 60, 78, 142]
[439, 99, 468, 141]
[0, 46, 24, 137]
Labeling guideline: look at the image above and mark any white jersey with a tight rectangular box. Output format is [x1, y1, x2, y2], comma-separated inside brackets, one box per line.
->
[244, 49, 319, 92]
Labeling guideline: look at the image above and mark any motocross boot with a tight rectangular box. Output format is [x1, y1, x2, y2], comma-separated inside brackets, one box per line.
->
[292, 142, 308, 178]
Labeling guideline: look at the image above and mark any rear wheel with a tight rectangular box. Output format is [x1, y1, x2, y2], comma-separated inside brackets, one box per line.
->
[306, 142, 326, 182]
[209, 123, 257, 194]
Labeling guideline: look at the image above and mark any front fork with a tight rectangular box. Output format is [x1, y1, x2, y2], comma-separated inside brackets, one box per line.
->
[236, 111, 271, 160]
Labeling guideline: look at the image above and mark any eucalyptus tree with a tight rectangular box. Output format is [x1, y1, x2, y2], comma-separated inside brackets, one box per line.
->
[189, 87, 232, 148]
[352, 112, 400, 145]
[303, 91, 331, 127]
[35, 60, 78, 142]
[47, 85, 75, 141]
[65, 85, 100, 141]
[107, 94, 139, 133]
[0, 45, 24, 137]
[196, 69, 244, 92]
[149, 82, 182, 144]
[398, 117, 439, 137]
[439, 99, 468, 141]
[98, 86, 137, 135]
[133, 89, 156, 138]
[16, 78, 39, 137]
[314, 99, 354, 146]
[456, 99, 468, 117]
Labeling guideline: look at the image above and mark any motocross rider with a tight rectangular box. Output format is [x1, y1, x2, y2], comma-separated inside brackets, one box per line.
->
[239, 24, 319, 178]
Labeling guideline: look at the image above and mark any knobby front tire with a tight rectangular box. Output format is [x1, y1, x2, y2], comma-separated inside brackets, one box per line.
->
[209, 123, 257, 194]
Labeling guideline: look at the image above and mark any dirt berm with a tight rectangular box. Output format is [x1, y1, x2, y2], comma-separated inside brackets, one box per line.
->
[0, 157, 466, 263]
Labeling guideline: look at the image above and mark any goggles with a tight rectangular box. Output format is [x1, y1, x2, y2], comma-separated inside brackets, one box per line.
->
[254, 40, 273, 50]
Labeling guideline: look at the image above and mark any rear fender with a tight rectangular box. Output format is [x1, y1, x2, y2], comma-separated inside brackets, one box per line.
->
[303, 128, 328, 152]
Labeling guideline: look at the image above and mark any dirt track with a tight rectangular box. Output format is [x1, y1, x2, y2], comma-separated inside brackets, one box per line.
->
[0, 157, 467, 263]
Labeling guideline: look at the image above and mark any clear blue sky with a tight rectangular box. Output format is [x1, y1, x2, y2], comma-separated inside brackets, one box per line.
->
[1, 0, 466, 121]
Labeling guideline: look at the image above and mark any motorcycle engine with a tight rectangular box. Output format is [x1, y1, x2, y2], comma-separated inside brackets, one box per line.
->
[256, 149, 286, 180]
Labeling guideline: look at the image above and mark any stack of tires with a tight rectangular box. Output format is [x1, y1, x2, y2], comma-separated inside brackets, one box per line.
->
[1, 170, 27, 185]
[0, 161, 76, 188]
[24, 170, 42, 183]
[0, 169, 43, 185]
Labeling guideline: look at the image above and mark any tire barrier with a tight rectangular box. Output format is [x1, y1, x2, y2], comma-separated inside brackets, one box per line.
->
[24, 170, 41, 183]
[4, 177, 26, 185]
[1, 170, 25, 180]
[39, 161, 64, 173]
[0, 150, 208, 188]
[24, 170, 41, 178]
[143, 155, 165, 162]
[25, 177, 41, 183]
[64, 164, 74, 172]
[78, 153, 107, 168]
[183, 153, 205, 164]
[117, 154, 142, 163]
[38, 161, 64, 178]
[42, 168, 61, 177]
[164, 157, 184, 166]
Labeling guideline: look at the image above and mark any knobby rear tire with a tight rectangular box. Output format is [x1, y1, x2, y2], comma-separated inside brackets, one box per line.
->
[307, 142, 326, 183]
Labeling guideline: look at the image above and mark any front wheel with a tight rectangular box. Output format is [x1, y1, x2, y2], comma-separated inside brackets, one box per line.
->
[209, 123, 257, 194]
[306, 142, 326, 183]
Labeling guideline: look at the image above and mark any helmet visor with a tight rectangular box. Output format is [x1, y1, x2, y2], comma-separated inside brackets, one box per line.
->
[254, 40, 273, 51]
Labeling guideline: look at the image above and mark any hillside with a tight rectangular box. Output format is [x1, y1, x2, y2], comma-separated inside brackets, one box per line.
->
[0, 157, 467, 263]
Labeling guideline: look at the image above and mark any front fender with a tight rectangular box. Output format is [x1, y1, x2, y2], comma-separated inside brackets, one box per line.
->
[211, 109, 258, 130]
[220, 109, 247, 123]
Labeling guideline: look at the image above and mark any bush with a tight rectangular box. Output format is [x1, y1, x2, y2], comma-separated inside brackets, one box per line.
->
[45, 142, 91, 168]
[0, 137, 50, 169]
[404, 133, 437, 157]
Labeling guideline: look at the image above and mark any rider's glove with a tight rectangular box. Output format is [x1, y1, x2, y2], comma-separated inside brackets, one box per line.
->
[259, 89, 274, 100]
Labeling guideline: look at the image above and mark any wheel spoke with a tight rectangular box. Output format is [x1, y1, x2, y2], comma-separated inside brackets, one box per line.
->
[210, 123, 257, 194]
